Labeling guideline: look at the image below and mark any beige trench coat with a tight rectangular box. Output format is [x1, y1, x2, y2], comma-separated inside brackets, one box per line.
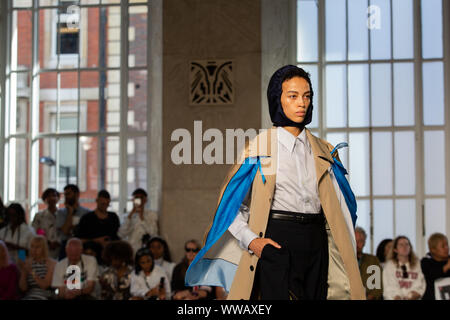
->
[202, 127, 366, 300]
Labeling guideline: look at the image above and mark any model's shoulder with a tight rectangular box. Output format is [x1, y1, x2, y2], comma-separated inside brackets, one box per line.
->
[306, 129, 335, 152]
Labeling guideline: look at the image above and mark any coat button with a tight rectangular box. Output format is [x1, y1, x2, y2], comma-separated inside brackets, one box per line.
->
[250, 265, 254, 271]
[259, 232, 263, 237]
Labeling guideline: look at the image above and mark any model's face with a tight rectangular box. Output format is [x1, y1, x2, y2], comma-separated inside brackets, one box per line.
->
[431, 239, 449, 261]
[280, 77, 311, 124]
[355, 232, 366, 254]
[139, 255, 153, 273]
[29, 241, 44, 260]
[394, 238, 411, 258]
[149, 241, 164, 260]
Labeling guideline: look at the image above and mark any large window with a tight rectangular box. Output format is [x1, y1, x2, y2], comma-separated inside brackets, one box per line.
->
[296, 0, 449, 255]
[1, 0, 152, 222]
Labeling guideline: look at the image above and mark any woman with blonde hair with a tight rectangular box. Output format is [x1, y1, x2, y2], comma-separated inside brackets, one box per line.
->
[382, 235, 426, 300]
[19, 235, 56, 300]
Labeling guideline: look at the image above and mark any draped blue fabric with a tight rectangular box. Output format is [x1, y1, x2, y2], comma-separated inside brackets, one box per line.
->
[330, 143, 358, 227]
[185, 157, 266, 291]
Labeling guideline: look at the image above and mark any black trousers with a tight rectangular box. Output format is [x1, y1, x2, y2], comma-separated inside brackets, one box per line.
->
[257, 213, 329, 300]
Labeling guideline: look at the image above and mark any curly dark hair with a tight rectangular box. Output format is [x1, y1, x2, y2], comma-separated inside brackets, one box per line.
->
[41, 188, 60, 202]
[6, 203, 26, 226]
[102, 240, 134, 266]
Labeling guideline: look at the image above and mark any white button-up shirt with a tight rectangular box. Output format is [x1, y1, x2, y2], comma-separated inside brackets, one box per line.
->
[228, 127, 321, 251]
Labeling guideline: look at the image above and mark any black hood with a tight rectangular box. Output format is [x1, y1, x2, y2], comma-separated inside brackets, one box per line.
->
[267, 65, 314, 129]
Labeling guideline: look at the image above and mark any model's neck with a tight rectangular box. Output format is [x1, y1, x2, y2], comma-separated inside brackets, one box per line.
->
[282, 126, 302, 137]
[398, 255, 409, 264]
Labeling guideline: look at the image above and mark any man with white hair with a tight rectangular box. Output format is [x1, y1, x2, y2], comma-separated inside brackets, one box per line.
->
[51, 237, 98, 300]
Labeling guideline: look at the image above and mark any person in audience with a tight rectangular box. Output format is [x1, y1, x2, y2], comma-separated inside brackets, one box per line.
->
[56, 184, 91, 259]
[98, 240, 134, 300]
[74, 190, 120, 250]
[0, 197, 7, 229]
[51, 237, 98, 300]
[118, 188, 159, 254]
[355, 227, 383, 300]
[19, 235, 56, 300]
[421, 233, 450, 300]
[0, 240, 20, 300]
[130, 248, 170, 300]
[32, 188, 61, 259]
[83, 240, 104, 267]
[172, 239, 212, 300]
[0, 203, 35, 263]
[383, 235, 425, 300]
[147, 237, 175, 283]
[376, 238, 393, 268]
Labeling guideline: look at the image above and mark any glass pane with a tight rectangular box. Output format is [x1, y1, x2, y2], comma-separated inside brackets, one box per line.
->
[393, 63, 414, 126]
[12, 72, 31, 134]
[355, 200, 371, 254]
[39, 72, 57, 133]
[105, 136, 120, 199]
[373, 199, 394, 252]
[395, 199, 416, 248]
[297, 0, 318, 62]
[129, 5, 148, 67]
[326, 132, 348, 168]
[421, 0, 443, 59]
[102, 0, 121, 4]
[128, 70, 148, 131]
[10, 138, 29, 201]
[106, 6, 121, 68]
[326, 65, 347, 127]
[81, 0, 100, 4]
[13, 0, 32, 7]
[12, 10, 33, 70]
[79, 135, 99, 199]
[325, 0, 346, 61]
[371, 63, 392, 126]
[394, 131, 415, 195]
[392, 0, 413, 59]
[59, 72, 79, 131]
[349, 132, 370, 197]
[424, 130, 445, 195]
[85, 7, 100, 69]
[424, 199, 446, 251]
[127, 136, 147, 197]
[423, 62, 444, 125]
[55, 6, 81, 69]
[80, 70, 99, 103]
[369, 0, 391, 60]
[299, 64, 319, 128]
[372, 132, 393, 196]
[348, 64, 369, 127]
[348, 0, 368, 60]
[105, 71, 120, 132]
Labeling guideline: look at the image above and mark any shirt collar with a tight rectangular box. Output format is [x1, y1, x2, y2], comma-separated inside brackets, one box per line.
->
[277, 127, 311, 154]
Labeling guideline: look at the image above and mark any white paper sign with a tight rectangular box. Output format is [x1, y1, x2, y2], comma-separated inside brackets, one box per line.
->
[434, 277, 450, 300]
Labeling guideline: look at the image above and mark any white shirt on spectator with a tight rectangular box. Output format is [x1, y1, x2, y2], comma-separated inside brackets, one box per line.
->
[32, 209, 59, 259]
[228, 127, 321, 251]
[0, 223, 36, 263]
[51, 254, 98, 290]
[130, 265, 171, 299]
[118, 209, 159, 254]
[154, 257, 175, 283]
[382, 260, 426, 300]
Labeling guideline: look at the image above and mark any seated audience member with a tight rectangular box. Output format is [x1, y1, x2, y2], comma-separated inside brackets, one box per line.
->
[118, 188, 159, 254]
[421, 233, 450, 300]
[383, 235, 426, 300]
[56, 184, 91, 259]
[147, 237, 175, 283]
[130, 248, 170, 300]
[98, 241, 134, 300]
[51, 238, 98, 300]
[376, 238, 393, 268]
[83, 240, 105, 299]
[0, 197, 6, 229]
[0, 203, 35, 263]
[355, 227, 383, 300]
[19, 235, 56, 300]
[32, 188, 61, 259]
[172, 239, 212, 300]
[214, 286, 228, 300]
[0, 240, 20, 300]
[74, 190, 120, 250]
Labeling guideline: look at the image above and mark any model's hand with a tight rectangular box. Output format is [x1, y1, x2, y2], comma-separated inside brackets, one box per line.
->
[248, 238, 281, 258]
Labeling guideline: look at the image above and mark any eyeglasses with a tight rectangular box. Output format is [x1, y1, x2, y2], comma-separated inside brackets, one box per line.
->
[185, 248, 199, 253]
[401, 265, 408, 279]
